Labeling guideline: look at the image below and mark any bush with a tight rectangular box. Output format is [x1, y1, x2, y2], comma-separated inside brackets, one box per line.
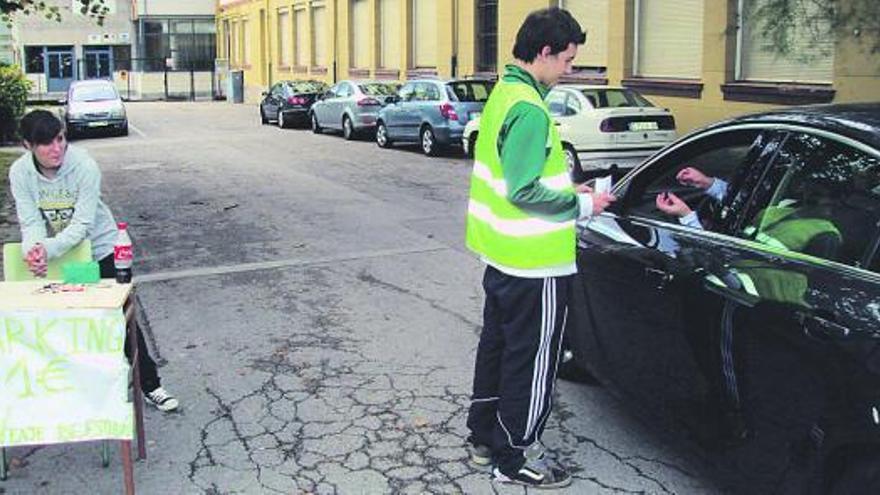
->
[0, 65, 31, 143]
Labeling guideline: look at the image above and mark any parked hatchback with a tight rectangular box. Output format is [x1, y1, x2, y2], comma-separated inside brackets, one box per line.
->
[260, 80, 328, 128]
[376, 79, 493, 155]
[63, 79, 128, 138]
[310, 80, 399, 140]
[567, 104, 880, 494]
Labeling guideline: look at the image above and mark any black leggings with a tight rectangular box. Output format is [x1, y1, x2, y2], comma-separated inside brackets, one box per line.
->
[99, 255, 161, 392]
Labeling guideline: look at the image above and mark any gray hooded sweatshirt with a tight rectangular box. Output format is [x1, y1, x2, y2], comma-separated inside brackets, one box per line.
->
[9, 144, 117, 261]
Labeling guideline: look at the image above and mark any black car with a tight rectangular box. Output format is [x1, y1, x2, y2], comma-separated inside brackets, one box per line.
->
[566, 104, 880, 494]
[259, 80, 328, 128]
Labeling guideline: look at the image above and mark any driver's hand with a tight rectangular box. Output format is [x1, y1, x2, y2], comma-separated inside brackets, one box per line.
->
[25, 244, 48, 278]
[676, 167, 713, 190]
[656, 192, 692, 217]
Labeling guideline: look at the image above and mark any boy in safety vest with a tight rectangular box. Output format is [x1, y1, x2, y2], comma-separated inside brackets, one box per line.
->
[464, 7, 616, 488]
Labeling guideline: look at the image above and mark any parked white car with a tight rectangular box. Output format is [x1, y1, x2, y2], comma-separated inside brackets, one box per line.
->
[463, 85, 676, 180]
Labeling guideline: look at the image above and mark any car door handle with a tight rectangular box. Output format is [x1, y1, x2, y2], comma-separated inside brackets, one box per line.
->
[798, 312, 852, 340]
[644, 267, 673, 290]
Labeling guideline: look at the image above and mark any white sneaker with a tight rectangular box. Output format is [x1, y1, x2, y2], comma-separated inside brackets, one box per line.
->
[144, 387, 179, 412]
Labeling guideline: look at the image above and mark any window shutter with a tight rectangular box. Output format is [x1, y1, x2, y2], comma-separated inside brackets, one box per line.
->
[636, 0, 703, 78]
[351, 0, 370, 68]
[561, 0, 608, 68]
[294, 6, 307, 66]
[740, 2, 834, 83]
[278, 11, 290, 65]
[312, 5, 327, 66]
[412, 0, 436, 67]
[379, 0, 400, 68]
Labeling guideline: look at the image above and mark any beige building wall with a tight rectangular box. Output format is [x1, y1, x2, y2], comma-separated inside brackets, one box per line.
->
[217, 0, 880, 134]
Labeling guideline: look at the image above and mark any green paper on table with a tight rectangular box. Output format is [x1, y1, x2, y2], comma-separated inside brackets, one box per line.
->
[62, 261, 101, 284]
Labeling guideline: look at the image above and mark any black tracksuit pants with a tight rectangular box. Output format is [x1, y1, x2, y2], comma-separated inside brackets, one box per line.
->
[98, 255, 161, 392]
[467, 265, 571, 474]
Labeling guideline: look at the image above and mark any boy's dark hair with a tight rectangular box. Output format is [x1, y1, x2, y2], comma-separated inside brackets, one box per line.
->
[513, 7, 586, 63]
[20, 110, 64, 145]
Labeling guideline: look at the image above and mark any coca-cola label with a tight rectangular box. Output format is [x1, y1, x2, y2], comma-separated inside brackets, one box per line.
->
[114, 245, 133, 262]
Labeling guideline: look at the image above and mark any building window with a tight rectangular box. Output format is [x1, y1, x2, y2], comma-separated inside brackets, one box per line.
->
[241, 19, 250, 65]
[311, 3, 327, 67]
[140, 18, 216, 71]
[378, 0, 400, 68]
[113, 45, 131, 71]
[559, 0, 607, 71]
[350, 0, 370, 68]
[475, 0, 497, 73]
[278, 10, 291, 66]
[230, 21, 238, 65]
[25, 46, 44, 74]
[737, 0, 834, 83]
[634, 0, 703, 79]
[294, 5, 308, 67]
[410, 0, 436, 68]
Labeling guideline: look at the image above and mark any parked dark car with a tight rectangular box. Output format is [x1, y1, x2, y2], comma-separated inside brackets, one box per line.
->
[259, 80, 328, 128]
[376, 78, 493, 155]
[567, 104, 880, 494]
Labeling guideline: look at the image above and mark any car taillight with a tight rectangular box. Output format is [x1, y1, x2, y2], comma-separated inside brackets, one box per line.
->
[439, 102, 459, 121]
[287, 96, 306, 105]
[357, 97, 380, 107]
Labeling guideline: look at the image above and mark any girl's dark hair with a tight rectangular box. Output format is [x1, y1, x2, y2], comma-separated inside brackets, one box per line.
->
[513, 7, 586, 63]
[19, 110, 64, 145]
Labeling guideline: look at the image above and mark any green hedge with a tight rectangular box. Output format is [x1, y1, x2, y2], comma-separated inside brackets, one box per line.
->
[0, 64, 32, 143]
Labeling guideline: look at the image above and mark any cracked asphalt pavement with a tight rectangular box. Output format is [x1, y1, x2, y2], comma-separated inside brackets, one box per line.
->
[0, 102, 726, 494]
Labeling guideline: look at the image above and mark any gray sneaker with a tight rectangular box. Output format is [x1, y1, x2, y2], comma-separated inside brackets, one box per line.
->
[145, 386, 179, 412]
[492, 452, 572, 489]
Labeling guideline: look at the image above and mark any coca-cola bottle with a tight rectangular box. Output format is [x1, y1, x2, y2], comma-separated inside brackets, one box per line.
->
[114, 221, 133, 283]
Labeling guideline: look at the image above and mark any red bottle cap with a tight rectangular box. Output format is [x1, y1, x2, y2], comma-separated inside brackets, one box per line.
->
[117, 222, 128, 229]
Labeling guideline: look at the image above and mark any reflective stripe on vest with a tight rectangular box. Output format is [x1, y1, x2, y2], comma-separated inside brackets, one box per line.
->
[465, 80, 575, 270]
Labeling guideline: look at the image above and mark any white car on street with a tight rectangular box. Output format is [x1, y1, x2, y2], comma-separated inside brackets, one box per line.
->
[463, 85, 676, 181]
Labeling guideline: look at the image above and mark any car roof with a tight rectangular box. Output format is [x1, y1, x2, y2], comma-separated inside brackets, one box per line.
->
[70, 79, 115, 88]
[555, 84, 626, 91]
[705, 103, 880, 151]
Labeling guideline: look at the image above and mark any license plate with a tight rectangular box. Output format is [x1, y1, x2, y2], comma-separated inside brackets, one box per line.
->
[629, 121, 659, 131]
[88, 121, 109, 127]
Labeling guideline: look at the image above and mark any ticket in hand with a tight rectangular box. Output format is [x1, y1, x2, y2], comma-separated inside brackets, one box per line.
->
[594, 175, 613, 194]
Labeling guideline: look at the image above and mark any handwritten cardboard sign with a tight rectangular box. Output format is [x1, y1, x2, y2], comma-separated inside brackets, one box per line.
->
[0, 308, 133, 447]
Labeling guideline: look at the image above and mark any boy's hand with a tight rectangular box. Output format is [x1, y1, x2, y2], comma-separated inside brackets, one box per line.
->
[591, 192, 617, 215]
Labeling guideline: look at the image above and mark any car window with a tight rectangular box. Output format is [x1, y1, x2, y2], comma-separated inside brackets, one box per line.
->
[565, 94, 581, 115]
[359, 83, 397, 96]
[338, 83, 353, 97]
[738, 132, 880, 267]
[399, 83, 415, 101]
[446, 81, 493, 102]
[291, 81, 326, 93]
[621, 129, 767, 231]
[582, 89, 653, 108]
[415, 83, 440, 101]
[71, 84, 118, 102]
[546, 90, 567, 117]
[271, 84, 285, 97]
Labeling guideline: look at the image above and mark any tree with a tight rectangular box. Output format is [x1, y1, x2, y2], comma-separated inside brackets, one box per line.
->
[1, 1, 108, 27]
[744, 0, 880, 58]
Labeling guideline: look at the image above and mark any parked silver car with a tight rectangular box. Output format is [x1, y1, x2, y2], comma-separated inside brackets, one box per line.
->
[63, 79, 128, 138]
[309, 80, 400, 140]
